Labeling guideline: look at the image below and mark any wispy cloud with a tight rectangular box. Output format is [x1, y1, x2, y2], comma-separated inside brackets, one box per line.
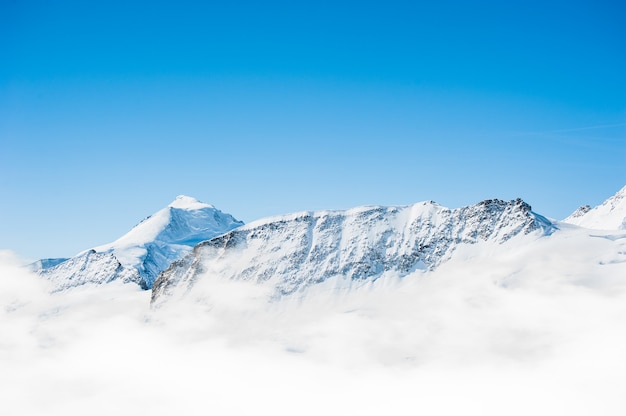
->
[539, 122, 626, 134]
[507, 122, 625, 139]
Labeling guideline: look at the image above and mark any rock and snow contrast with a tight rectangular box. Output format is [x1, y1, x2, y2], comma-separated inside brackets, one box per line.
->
[7, 186, 626, 415]
[37, 250, 141, 288]
[37, 196, 243, 291]
[563, 185, 626, 230]
[151, 198, 555, 304]
[35, 187, 626, 300]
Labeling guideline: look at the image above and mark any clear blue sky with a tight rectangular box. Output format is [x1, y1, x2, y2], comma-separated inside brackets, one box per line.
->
[1, 0, 625, 260]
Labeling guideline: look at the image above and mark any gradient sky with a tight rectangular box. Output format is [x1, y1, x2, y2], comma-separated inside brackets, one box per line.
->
[1, 0, 625, 260]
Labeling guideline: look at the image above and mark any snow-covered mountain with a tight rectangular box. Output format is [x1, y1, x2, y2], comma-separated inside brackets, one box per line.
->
[36, 186, 626, 297]
[151, 198, 555, 304]
[37, 196, 243, 291]
[38, 250, 142, 290]
[564, 185, 626, 230]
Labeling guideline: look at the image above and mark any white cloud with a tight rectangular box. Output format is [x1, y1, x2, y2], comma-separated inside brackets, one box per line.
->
[1, 226, 626, 416]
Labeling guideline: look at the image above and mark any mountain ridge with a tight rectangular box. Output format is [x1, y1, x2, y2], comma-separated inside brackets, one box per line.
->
[151, 197, 555, 304]
[35, 186, 626, 296]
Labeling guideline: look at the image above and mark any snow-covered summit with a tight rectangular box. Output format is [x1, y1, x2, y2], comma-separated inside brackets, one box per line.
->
[94, 195, 237, 252]
[168, 195, 215, 210]
[564, 185, 626, 230]
[38, 196, 244, 290]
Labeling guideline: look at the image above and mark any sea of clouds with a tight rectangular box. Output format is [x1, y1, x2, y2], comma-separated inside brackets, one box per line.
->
[2, 226, 626, 415]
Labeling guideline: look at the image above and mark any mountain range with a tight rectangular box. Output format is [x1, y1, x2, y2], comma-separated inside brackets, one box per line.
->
[34, 185, 626, 303]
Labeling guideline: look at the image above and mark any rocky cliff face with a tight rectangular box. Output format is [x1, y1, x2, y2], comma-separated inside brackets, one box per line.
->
[152, 198, 555, 304]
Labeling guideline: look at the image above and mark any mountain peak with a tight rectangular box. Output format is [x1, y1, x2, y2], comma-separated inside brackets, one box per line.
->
[39, 197, 244, 290]
[564, 185, 626, 230]
[168, 195, 214, 210]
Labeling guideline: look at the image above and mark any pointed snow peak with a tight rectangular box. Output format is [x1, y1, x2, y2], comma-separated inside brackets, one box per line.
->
[73, 196, 243, 290]
[168, 195, 214, 210]
[564, 185, 626, 230]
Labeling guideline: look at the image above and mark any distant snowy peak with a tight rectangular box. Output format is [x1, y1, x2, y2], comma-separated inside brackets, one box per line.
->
[168, 195, 214, 210]
[96, 195, 226, 250]
[88, 195, 244, 288]
[152, 198, 554, 304]
[38, 196, 244, 290]
[564, 185, 626, 230]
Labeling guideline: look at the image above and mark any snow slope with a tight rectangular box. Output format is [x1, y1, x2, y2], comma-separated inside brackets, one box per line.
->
[38, 250, 141, 291]
[38, 196, 243, 290]
[152, 198, 555, 304]
[564, 185, 626, 230]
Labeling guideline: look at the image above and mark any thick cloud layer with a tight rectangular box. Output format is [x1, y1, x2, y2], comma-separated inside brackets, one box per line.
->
[2, 226, 626, 415]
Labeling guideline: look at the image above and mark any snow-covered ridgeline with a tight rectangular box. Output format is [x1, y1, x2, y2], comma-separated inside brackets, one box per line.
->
[152, 198, 555, 304]
[38, 250, 141, 291]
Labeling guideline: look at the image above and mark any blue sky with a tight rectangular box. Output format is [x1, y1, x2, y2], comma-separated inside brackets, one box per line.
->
[1, 0, 625, 259]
